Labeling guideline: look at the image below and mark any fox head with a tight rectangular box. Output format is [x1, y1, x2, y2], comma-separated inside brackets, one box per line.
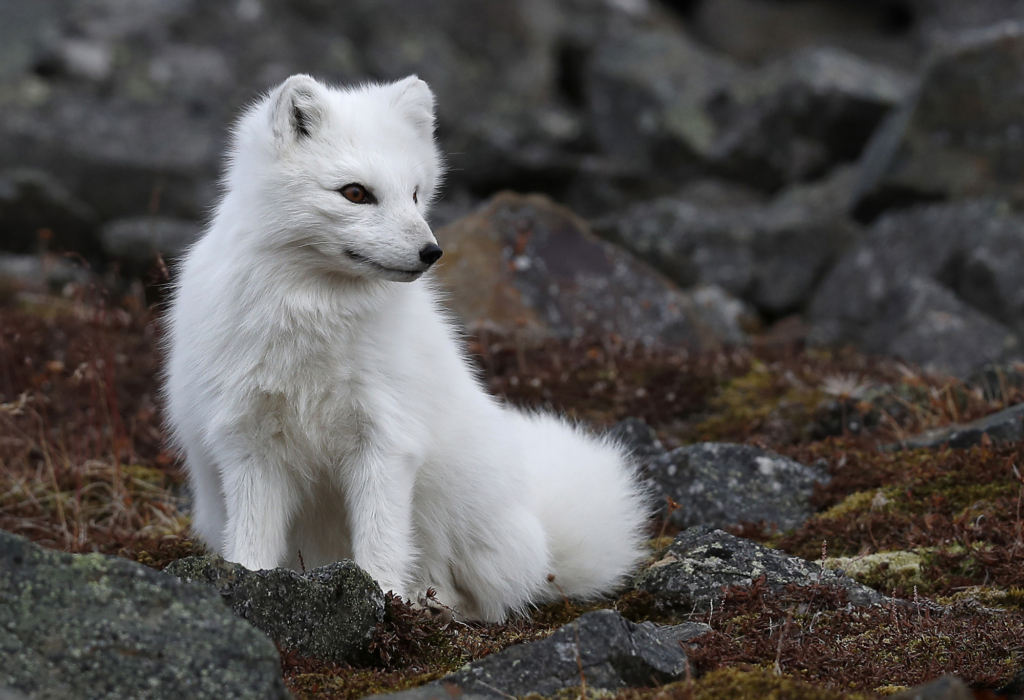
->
[226, 74, 444, 283]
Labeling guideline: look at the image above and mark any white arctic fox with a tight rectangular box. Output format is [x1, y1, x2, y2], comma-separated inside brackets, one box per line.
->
[164, 74, 650, 622]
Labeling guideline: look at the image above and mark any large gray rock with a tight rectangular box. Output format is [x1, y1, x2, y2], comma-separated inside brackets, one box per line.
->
[647, 443, 830, 532]
[433, 192, 753, 348]
[165, 554, 384, 664]
[0, 169, 98, 256]
[0, 530, 289, 700]
[888, 402, 1024, 450]
[809, 201, 1024, 375]
[100, 216, 202, 268]
[635, 526, 884, 613]
[380, 610, 703, 700]
[597, 167, 862, 316]
[586, 32, 910, 192]
[856, 22, 1024, 215]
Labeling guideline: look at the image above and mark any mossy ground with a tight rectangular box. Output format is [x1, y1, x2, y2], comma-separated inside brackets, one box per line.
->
[4, 291, 1024, 698]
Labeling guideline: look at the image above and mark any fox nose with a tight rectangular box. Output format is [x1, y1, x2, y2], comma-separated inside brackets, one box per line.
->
[419, 243, 443, 266]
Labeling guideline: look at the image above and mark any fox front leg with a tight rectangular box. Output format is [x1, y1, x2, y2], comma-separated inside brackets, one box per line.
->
[342, 452, 418, 601]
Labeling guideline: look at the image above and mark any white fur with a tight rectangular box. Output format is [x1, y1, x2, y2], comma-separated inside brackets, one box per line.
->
[164, 74, 650, 622]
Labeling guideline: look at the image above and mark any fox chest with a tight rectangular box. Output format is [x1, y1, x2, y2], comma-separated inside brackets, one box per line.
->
[247, 344, 407, 466]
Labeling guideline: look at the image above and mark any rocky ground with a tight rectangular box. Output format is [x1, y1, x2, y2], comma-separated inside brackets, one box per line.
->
[5, 0, 1024, 698]
[3, 289, 1024, 699]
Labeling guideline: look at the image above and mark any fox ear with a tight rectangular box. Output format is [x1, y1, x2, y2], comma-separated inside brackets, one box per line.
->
[270, 74, 327, 143]
[390, 75, 436, 138]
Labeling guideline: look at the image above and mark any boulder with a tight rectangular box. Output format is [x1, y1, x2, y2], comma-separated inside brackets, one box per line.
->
[608, 417, 666, 463]
[634, 526, 884, 613]
[379, 610, 703, 699]
[165, 554, 384, 664]
[888, 402, 1024, 450]
[856, 22, 1024, 215]
[890, 675, 974, 700]
[647, 443, 830, 532]
[809, 201, 1024, 375]
[100, 216, 202, 268]
[433, 192, 753, 347]
[0, 169, 98, 257]
[597, 167, 862, 316]
[0, 530, 289, 700]
[586, 32, 910, 192]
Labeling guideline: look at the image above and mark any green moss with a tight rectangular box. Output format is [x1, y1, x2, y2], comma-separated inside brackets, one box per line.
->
[825, 550, 927, 593]
[689, 361, 826, 443]
[604, 667, 873, 700]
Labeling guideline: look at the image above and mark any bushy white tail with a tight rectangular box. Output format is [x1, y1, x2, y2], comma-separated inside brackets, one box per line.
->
[514, 412, 652, 600]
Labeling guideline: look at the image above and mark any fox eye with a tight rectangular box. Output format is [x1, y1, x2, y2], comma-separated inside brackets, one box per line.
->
[339, 184, 375, 204]
[413, 188, 419, 204]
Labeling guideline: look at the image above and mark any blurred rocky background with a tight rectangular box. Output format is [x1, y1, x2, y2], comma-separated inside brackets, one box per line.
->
[3, 0, 1024, 375]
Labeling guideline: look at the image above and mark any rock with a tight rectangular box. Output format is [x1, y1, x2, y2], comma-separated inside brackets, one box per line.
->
[0, 169, 98, 257]
[888, 402, 1024, 450]
[634, 525, 884, 613]
[382, 610, 696, 699]
[889, 675, 974, 700]
[100, 216, 202, 268]
[856, 22, 1024, 215]
[809, 201, 1024, 375]
[913, 0, 1024, 37]
[710, 47, 913, 190]
[586, 30, 910, 192]
[967, 362, 1024, 401]
[433, 192, 752, 348]
[0, 530, 289, 700]
[692, 0, 921, 66]
[608, 418, 666, 463]
[0, 254, 91, 294]
[597, 167, 861, 316]
[165, 554, 384, 664]
[647, 443, 829, 532]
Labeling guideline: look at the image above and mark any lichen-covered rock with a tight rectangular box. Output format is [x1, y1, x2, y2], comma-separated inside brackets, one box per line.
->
[0, 530, 289, 700]
[608, 417, 666, 464]
[856, 22, 1024, 214]
[433, 192, 752, 348]
[586, 31, 909, 191]
[809, 201, 1024, 375]
[635, 526, 883, 613]
[379, 610, 702, 699]
[165, 554, 384, 664]
[647, 443, 829, 532]
[888, 402, 1024, 451]
[596, 167, 862, 316]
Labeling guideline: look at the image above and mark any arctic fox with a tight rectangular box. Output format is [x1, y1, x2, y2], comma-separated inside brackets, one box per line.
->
[164, 74, 650, 622]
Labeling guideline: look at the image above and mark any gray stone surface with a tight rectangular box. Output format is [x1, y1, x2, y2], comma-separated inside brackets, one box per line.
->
[166, 553, 384, 664]
[100, 216, 202, 267]
[0, 169, 97, 256]
[888, 402, 1024, 451]
[635, 526, 884, 614]
[608, 418, 666, 463]
[433, 192, 753, 348]
[381, 610, 697, 699]
[647, 443, 829, 532]
[586, 33, 909, 192]
[856, 22, 1024, 214]
[890, 675, 974, 700]
[809, 201, 1024, 376]
[597, 167, 862, 316]
[0, 530, 289, 700]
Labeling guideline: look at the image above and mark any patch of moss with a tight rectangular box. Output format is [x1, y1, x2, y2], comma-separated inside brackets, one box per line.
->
[604, 667, 873, 700]
[825, 550, 927, 593]
[688, 361, 827, 443]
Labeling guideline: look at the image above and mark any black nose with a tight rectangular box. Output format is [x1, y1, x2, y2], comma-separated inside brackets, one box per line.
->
[419, 243, 443, 266]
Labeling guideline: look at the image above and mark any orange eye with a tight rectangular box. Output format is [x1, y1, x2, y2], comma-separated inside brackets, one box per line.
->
[340, 184, 372, 204]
